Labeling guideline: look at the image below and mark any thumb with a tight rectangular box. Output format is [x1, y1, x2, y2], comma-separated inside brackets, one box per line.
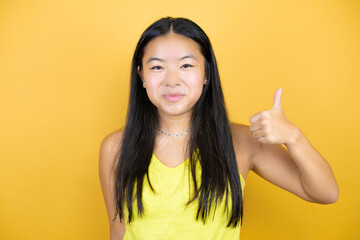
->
[272, 88, 283, 109]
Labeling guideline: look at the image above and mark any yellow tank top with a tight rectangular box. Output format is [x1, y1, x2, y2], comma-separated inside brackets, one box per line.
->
[123, 152, 245, 240]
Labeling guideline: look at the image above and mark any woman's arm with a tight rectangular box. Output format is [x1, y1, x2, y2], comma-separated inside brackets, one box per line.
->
[247, 88, 338, 203]
[99, 130, 126, 240]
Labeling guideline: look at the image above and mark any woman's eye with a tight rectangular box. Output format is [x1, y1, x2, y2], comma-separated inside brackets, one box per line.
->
[151, 66, 163, 70]
[182, 64, 193, 68]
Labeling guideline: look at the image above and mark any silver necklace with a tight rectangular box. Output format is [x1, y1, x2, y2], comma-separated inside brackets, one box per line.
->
[156, 127, 191, 137]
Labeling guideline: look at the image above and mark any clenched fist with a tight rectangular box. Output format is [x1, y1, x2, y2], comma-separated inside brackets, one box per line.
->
[249, 88, 300, 145]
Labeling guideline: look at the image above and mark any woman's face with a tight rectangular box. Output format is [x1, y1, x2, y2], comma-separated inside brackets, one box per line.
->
[138, 32, 207, 118]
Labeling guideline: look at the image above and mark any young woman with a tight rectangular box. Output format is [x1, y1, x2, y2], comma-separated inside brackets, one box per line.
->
[99, 17, 338, 240]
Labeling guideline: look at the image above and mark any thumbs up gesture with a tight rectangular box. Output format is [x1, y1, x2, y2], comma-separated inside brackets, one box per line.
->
[249, 88, 299, 145]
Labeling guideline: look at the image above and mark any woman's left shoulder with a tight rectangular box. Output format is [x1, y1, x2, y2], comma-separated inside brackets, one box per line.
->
[229, 122, 250, 138]
[229, 122, 257, 178]
[230, 122, 254, 146]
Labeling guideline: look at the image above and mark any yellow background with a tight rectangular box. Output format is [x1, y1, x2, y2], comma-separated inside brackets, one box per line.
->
[0, 0, 359, 239]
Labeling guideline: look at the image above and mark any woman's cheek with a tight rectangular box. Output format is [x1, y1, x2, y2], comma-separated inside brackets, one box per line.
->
[186, 73, 204, 91]
[146, 78, 162, 101]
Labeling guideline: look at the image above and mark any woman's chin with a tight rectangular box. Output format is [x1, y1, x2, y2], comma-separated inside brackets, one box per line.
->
[158, 106, 192, 117]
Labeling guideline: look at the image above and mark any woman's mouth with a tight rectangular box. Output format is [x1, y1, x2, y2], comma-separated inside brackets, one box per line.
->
[163, 93, 185, 101]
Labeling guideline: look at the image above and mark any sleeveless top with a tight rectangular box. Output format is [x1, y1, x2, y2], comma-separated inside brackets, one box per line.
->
[123, 152, 245, 240]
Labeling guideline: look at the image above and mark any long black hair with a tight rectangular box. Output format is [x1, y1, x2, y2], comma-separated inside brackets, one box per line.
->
[113, 16, 243, 227]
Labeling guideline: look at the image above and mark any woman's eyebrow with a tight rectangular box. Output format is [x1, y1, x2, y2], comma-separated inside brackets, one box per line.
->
[146, 54, 197, 64]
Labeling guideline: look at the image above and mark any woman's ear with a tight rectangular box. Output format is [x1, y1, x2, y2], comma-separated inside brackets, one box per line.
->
[204, 74, 208, 85]
[137, 66, 143, 80]
[137, 66, 146, 88]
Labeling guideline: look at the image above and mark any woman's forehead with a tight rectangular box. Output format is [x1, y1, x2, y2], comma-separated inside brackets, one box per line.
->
[143, 33, 203, 63]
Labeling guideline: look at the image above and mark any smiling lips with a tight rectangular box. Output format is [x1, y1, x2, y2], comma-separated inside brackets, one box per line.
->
[163, 93, 185, 101]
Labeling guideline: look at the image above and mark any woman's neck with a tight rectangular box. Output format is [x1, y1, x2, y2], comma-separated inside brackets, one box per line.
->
[157, 112, 191, 134]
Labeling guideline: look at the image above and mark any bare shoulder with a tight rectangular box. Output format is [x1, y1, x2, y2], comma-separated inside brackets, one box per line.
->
[230, 122, 259, 179]
[100, 129, 124, 170]
[101, 128, 124, 154]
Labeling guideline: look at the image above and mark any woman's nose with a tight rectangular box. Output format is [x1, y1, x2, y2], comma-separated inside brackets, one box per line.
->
[164, 68, 181, 87]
